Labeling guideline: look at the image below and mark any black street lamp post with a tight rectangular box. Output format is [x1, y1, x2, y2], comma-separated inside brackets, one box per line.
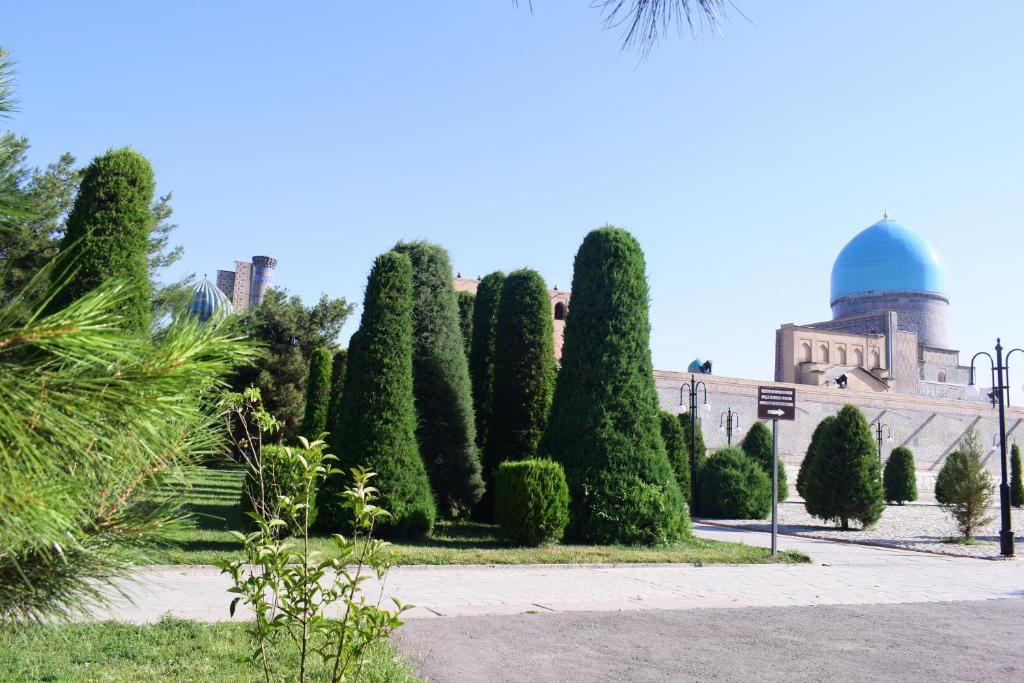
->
[874, 421, 892, 466]
[968, 339, 1022, 558]
[680, 375, 709, 515]
[719, 407, 740, 446]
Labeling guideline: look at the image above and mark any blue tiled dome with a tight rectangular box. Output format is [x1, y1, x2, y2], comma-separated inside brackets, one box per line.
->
[830, 217, 947, 302]
[187, 277, 233, 323]
[687, 358, 705, 373]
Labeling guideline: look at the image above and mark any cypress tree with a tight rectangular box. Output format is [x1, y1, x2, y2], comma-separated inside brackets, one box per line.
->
[469, 272, 505, 456]
[393, 241, 484, 517]
[696, 447, 771, 520]
[804, 404, 885, 530]
[934, 429, 993, 540]
[319, 252, 435, 538]
[659, 411, 690, 501]
[54, 148, 155, 332]
[457, 290, 475, 360]
[798, 415, 835, 515]
[300, 347, 333, 438]
[541, 226, 688, 544]
[324, 348, 348, 441]
[678, 411, 706, 502]
[482, 269, 556, 516]
[1011, 444, 1023, 508]
[883, 446, 918, 505]
[740, 421, 788, 501]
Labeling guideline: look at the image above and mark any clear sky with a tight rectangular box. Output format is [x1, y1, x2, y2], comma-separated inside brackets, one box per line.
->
[5, 1, 1023, 385]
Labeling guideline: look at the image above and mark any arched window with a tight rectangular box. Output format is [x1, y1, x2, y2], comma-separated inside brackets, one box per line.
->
[819, 344, 830, 364]
[838, 346, 847, 365]
[853, 348, 864, 367]
[938, 370, 947, 383]
[801, 342, 812, 363]
[870, 349, 880, 369]
[553, 302, 566, 321]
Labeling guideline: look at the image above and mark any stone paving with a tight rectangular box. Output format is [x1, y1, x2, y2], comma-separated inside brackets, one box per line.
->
[89, 523, 1024, 624]
[701, 500, 1024, 558]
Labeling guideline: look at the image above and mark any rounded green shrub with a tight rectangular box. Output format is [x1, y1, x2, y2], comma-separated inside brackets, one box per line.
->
[319, 251, 436, 538]
[240, 444, 322, 537]
[541, 227, 688, 544]
[696, 447, 771, 520]
[300, 347, 333, 438]
[740, 421, 788, 502]
[494, 459, 569, 546]
[1011, 444, 1023, 508]
[393, 241, 484, 517]
[54, 147, 155, 332]
[659, 411, 690, 501]
[883, 446, 918, 505]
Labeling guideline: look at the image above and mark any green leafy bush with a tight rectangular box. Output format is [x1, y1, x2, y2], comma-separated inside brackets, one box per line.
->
[1011, 444, 1023, 508]
[659, 411, 690, 500]
[494, 459, 569, 546]
[320, 251, 435, 538]
[883, 446, 918, 505]
[740, 421, 788, 502]
[300, 346, 333, 437]
[541, 227, 687, 544]
[934, 428, 993, 540]
[393, 241, 484, 517]
[696, 447, 771, 519]
[240, 444, 321, 536]
[802, 405, 885, 530]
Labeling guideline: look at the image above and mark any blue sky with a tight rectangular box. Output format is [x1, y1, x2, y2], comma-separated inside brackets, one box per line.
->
[5, 1, 1023, 384]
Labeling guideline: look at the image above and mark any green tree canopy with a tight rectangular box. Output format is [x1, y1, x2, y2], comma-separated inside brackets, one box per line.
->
[324, 347, 348, 443]
[468, 271, 505, 457]
[300, 347, 333, 438]
[1011, 444, 1023, 508]
[456, 290, 474, 360]
[541, 226, 687, 544]
[659, 411, 690, 500]
[740, 421, 787, 501]
[883, 446, 918, 505]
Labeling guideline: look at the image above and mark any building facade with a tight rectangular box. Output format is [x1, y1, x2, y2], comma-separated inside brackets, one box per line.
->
[216, 255, 278, 314]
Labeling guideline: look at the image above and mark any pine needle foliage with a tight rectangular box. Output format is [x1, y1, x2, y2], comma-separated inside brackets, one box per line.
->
[468, 271, 505, 456]
[300, 347, 332, 438]
[802, 405, 885, 530]
[740, 421, 787, 501]
[1011, 444, 1023, 508]
[392, 241, 483, 517]
[883, 446, 918, 505]
[320, 252, 435, 538]
[483, 269, 556, 516]
[934, 428, 993, 541]
[0, 266, 250, 622]
[659, 411, 690, 501]
[52, 148, 155, 333]
[541, 226, 687, 544]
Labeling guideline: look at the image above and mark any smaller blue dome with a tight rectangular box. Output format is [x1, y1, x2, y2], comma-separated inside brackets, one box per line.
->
[187, 278, 233, 323]
[687, 358, 705, 373]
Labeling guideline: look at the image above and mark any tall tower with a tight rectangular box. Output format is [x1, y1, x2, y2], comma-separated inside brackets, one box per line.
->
[249, 255, 278, 309]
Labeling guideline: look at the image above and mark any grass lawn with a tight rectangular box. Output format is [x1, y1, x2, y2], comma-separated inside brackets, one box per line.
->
[147, 466, 809, 566]
[0, 617, 418, 682]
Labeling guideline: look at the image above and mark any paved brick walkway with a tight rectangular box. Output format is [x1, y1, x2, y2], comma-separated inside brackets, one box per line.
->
[89, 524, 1023, 623]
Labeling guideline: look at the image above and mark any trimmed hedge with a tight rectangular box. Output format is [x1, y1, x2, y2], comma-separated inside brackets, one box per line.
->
[393, 241, 484, 517]
[54, 147, 155, 332]
[319, 251, 436, 538]
[659, 411, 690, 501]
[696, 447, 771, 520]
[324, 348, 348, 442]
[541, 227, 688, 544]
[456, 290, 475, 359]
[494, 459, 569, 546]
[883, 446, 918, 505]
[468, 271, 505, 458]
[300, 347, 333, 438]
[240, 444, 321, 537]
[740, 421, 788, 502]
[1011, 444, 1023, 508]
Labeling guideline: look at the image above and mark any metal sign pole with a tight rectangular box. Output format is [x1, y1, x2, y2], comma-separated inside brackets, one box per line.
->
[772, 418, 779, 557]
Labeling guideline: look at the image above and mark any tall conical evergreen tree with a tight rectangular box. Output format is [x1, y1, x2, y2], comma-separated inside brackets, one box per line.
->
[1010, 443, 1023, 508]
[393, 241, 484, 517]
[319, 252, 435, 538]
[798, 415, 835, 512]
[324, 348, 348, 441]
[300, 347, 333, 437]
[541, 226, 688, 544]
[740, 421, 788, 501]
[456, 290, 475, 360]
[678, 411, 706, 502]
[53, 148, 155, 332]
[804, 404, 885, 530]
[883, 446, 918, 505]
[469, 272, 505, 456]
[481, 269, 556, 516]
[659, 411, 690, 501]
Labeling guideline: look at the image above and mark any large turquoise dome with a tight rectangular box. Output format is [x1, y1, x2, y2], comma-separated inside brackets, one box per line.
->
[830, 217, 947, 302]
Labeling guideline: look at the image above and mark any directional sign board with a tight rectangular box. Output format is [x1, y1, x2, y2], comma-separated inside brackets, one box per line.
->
[757, 386, 796, 421]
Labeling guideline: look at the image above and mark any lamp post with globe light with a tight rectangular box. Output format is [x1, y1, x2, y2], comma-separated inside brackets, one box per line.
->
[874, 422, 893, 466]
[967, 339, 1022, 557]
[719, 407, 740, 446]
[680, 376, 710, 514]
